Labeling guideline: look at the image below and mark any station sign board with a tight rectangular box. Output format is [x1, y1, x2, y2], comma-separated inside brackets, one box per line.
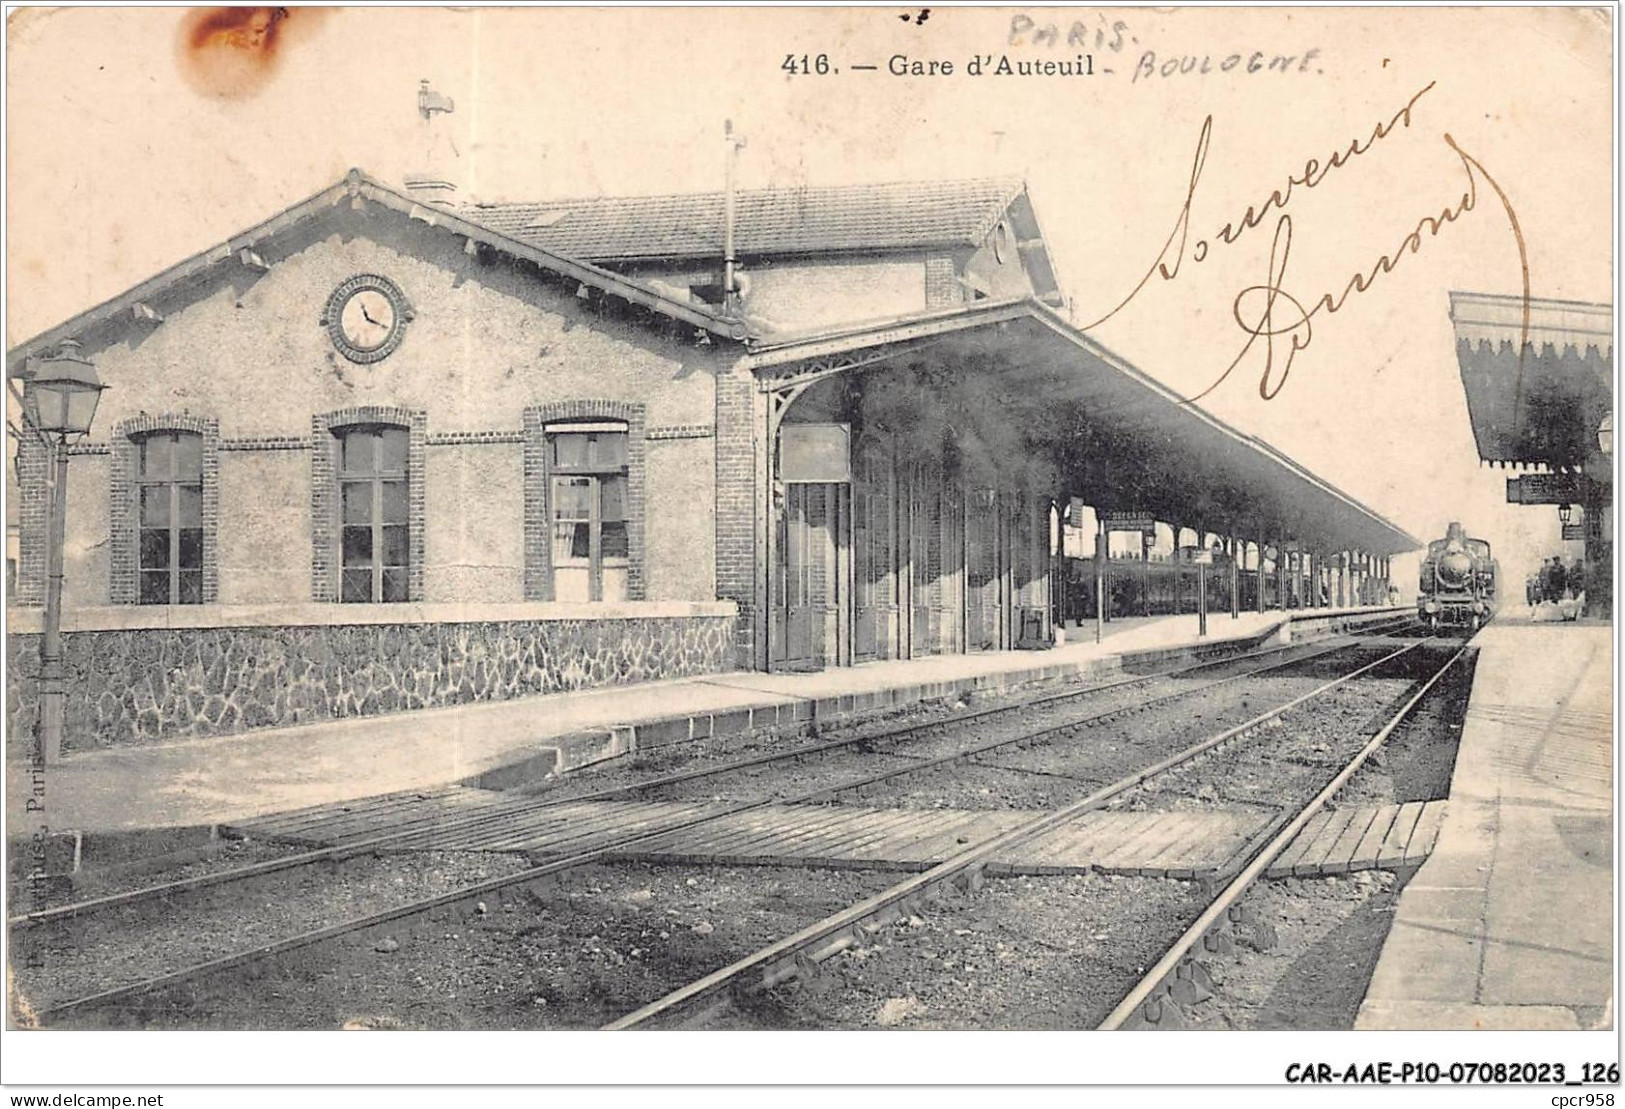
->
[1180, 546, 1214, 565]
[780, 423, 851, 483]
[1507, 473, 1582, 505]
[1562, 523, 1586, 542]
[1101, 512, 1155, 533]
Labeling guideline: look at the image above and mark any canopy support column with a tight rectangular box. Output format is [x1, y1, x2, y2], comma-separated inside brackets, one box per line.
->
[1094, 515, 1106, 644]
[1255, 532, 1266, 614]
[1140, 529, 1151, 617]
[1275, 532, 1287, 611]
[1229, 535, 1240, 619]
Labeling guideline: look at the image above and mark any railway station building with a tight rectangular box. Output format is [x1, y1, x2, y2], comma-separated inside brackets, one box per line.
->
[7, 167, 1416, 753]
[1450, 292, 1613, 617]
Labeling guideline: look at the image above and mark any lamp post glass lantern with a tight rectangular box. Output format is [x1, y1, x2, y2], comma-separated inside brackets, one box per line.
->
[1559, 503, 1574, 526]
[22, 338, 104, 439]
[20, 338, 106, 764]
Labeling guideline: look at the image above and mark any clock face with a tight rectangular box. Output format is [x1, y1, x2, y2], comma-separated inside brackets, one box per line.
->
[324, 275, 409, 363]
[340, 289, 396, 352]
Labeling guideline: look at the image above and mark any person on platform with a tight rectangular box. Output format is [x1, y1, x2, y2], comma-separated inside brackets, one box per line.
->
[1570, 560, 1586, 600]
[1539, 557, 1560, 605]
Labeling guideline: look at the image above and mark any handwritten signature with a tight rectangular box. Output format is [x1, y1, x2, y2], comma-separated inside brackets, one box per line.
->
[1083, 80, 1530, 402]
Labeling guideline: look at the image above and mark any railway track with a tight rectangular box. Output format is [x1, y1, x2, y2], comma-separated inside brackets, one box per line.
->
[11, 616, 1408, 932]
[598, 634, 1437, 1030]
[1100, 642, 1469, 1030]
[18, 621, 1417, 1026]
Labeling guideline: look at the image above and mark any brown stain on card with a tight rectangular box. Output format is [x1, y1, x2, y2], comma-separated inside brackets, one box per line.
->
[176, 7, 328, 99]
[6, 6, 61, 47]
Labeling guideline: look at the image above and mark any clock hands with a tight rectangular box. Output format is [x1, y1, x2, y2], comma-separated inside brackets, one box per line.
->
[329, 278, 405, 362]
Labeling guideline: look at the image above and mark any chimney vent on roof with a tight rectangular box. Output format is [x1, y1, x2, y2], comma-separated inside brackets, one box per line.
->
[404, 174, 458, 207]
[418, 79, 455, 119]
[407, 79, 460, 208]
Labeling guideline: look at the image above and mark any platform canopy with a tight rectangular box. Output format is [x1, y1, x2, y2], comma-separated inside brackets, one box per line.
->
[747, 298, 1420, 558]
[1450, 291, 1614, 470]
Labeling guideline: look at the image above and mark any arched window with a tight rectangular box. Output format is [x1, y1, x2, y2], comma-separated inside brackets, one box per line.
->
[522, 401, 645, 603]
[337, 424, 410, 603]
[547, 422, 629, 602]
[136, 431, 205, 604]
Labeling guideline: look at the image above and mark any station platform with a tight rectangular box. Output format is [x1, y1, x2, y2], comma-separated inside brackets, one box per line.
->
[5, 605, 1400, 841]
[1356, 615, 1614, 1031]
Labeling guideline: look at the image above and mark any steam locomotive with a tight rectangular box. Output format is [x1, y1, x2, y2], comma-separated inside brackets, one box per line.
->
[1417, 522, 1497, 632]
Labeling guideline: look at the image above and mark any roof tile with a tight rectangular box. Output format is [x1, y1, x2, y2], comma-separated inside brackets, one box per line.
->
[473, 177, 1026, 261]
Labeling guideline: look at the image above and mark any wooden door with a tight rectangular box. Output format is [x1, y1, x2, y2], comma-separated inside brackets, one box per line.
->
[772, 483, 834, 670]
[939, 481, 965, 654]
[853, 446, 896, 662]
[965, 490, 1003, 651]
[906, 462, 938, 657]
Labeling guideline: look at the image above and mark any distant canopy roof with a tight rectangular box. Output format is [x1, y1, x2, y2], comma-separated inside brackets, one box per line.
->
[750, 301, 1420, 558]
[472, 177, 1029, 262]
[1450, 292, 1614, 469]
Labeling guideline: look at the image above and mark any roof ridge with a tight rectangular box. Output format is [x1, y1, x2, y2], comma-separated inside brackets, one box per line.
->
[475, 174, 1027, 211]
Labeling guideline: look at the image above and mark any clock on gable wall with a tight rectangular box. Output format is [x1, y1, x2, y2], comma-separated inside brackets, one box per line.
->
[323, 274, 413, 363]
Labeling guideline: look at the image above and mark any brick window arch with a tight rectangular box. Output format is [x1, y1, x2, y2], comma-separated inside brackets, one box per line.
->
[312, 406, 426, 602]
[111, 414, 220, 605]
[523, 400, 646, 601]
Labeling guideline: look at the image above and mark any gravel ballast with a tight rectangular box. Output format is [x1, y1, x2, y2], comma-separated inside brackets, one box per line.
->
[707, 872, 1211, 1030]
[48, 861, 897, 1030]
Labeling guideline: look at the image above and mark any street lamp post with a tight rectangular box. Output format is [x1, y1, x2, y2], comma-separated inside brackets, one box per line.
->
[1592, 414, 1613, 619]
[17, 339, 106, 764]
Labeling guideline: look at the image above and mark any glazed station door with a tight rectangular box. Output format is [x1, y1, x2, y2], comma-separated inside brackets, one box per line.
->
[965, 489, 1004, 651]
[853, 444, 897, 662]
[938, 482, 965, 655]
[772, 483, 835, 670]
[905, 462, 940, 657]
[772, 423, 852, 672]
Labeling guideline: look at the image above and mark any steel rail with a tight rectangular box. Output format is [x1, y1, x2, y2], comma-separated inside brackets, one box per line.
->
[11, 618, 1404, 931]
[1096, 644, 1468, 1030]
[535, 613, 1409, 807]
[31, 635, 1418, 1023]
[793, 635, 1401, 801]
[29, 793, 784, 1023]
[601, 637, 1425, 1030]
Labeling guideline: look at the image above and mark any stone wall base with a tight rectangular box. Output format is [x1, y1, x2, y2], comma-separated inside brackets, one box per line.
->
[7, 614, 734, 753]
